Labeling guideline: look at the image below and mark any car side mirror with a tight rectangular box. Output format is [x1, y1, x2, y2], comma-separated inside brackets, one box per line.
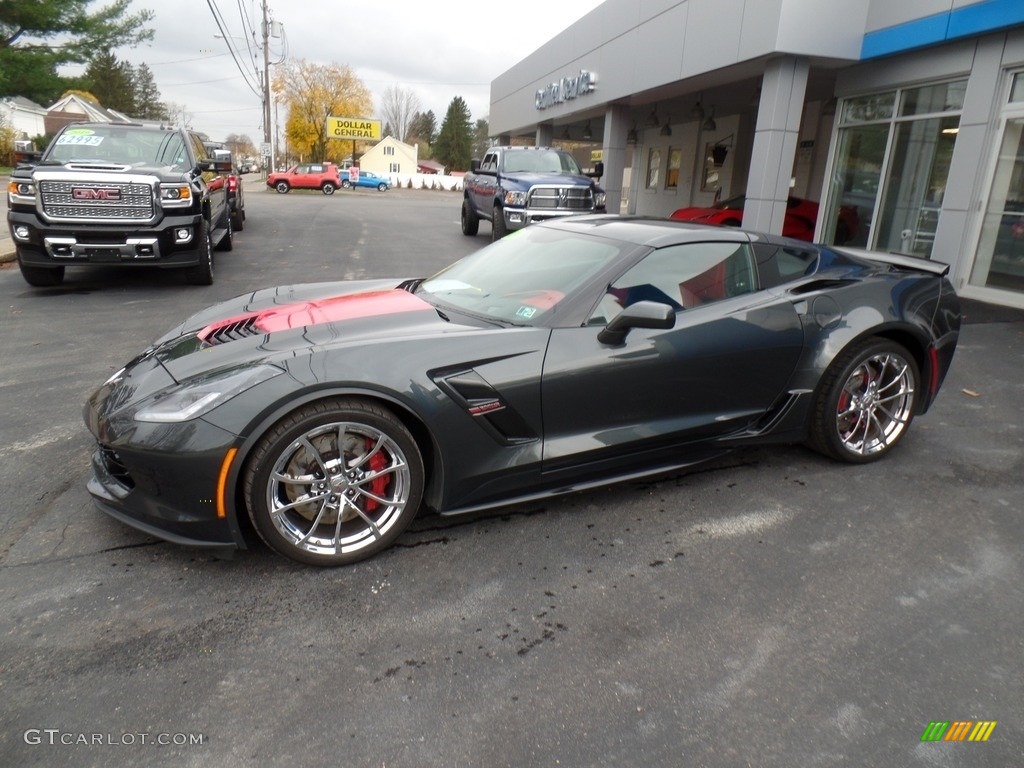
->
[587, 160, 604, 179]
[470, 158, 481, 172]
[597, 300, 675, 346]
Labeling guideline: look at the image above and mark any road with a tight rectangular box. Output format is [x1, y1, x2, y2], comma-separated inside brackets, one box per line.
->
[1, 184, 1021, 767]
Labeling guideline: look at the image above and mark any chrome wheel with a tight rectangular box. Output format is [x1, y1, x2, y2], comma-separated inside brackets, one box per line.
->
[810, 339, 919, 463]
[835, 351, 915, 456]
[246, 399, 423, 565]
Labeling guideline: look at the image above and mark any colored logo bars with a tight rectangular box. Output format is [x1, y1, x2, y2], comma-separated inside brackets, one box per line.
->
[921, 721, 997, 742]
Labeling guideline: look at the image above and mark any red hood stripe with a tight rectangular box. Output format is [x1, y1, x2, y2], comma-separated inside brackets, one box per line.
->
[198, 289, 432, 341]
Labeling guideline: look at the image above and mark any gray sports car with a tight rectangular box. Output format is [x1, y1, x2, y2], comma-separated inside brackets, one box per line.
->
[84, 216, 961, 566]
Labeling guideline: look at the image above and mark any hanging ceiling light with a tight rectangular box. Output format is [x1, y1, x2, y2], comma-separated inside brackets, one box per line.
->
[703, 106, 717, 131]
[626, 124, 638, 144]
[691, 94, 705, 120]
[645, 105, 659, 128]
[583, 120, 592, 140]
[561, 126, 571, 140]
[660, 113, 672, 136]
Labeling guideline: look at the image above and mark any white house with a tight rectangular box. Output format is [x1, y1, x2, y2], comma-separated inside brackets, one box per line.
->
[0, 96, 48, 138]
[358, 135, 417, 176]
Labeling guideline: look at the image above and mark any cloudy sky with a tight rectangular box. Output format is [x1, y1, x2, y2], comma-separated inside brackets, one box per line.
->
[108, 0, 604, 143]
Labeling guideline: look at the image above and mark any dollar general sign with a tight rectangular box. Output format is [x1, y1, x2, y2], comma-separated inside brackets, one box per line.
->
[327, 117, 381, 140]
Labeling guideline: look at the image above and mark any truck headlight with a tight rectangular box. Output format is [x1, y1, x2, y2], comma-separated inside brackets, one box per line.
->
[160, 185, 192, 206]
[503, 190, 528, 207]
[594, 192, 607, 208]
[7, 180, 36, 201]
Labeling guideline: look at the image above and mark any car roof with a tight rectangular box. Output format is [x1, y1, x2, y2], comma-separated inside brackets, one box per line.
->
[537, 215, 754, 248]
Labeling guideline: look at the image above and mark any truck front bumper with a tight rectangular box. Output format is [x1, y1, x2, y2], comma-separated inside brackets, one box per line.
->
[503, 207, 605, 231]
[8, 210, 208, 269]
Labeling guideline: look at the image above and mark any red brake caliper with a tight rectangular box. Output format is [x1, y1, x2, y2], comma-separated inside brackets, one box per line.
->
[363, 441, 389, 512]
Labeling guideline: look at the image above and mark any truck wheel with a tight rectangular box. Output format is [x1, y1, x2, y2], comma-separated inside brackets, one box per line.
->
[18, 256, 65, 287]
[491, 206, 508, 241]
[461, 199, 479, 236]
[322, 182, 336, 195]
[275, 181, 290, 194]
[185, 219, 214, 286]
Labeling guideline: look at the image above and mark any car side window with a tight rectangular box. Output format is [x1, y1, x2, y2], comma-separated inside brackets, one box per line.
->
[588, 242, 757, 325]
[481, 153, 497, 172]
[752, 243, 819, 289]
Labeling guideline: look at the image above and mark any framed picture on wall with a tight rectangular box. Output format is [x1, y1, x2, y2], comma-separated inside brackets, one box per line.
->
[646, 147, 661, 190]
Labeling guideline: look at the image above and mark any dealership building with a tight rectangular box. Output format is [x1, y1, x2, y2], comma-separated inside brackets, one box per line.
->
[488, 0, 1024, 308]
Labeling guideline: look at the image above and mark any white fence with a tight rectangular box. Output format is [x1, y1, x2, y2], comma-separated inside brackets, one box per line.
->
[386, 173, 464, 192]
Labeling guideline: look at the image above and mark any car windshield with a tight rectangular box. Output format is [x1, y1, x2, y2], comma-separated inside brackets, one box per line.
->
[712, 195, 745, 210]
[503, 150, 583, 175]
[416, 226, 623, 324]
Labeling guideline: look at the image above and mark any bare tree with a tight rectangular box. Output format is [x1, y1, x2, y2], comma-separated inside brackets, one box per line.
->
[379, 85, 420, 144]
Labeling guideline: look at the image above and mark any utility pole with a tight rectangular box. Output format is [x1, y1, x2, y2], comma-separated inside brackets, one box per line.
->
[262, 0, 273, 172]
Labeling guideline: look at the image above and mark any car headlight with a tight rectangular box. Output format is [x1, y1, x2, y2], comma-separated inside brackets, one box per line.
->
[594, 192, 607, 208]
[503, 190, 528, 207]
[135, 365, 283, 423]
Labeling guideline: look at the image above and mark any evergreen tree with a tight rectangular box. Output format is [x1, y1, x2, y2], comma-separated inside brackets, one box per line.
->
[408, 110, 437, 148]
[83, 49, 135, 114]
[434, 97, 472, 172]
[132, 63, 164, 119]
[472, 117, 490, 159]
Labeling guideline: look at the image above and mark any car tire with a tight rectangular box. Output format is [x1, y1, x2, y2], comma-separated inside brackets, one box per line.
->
[341, 179, 352, 189]
[231, 205, 244, 232]
[18, 256, 65, 287]
[377, 182, 388, 192]
[808, 338, 919, 463]
[244, 398, 425, 567]
[491, 206, 507, 241]
[216, 208, 233, 251]
[461, 199, 479, 236]
[322, 182, 336, 195]
[275, 181, 290, 194]
[184, 218, 214, 285]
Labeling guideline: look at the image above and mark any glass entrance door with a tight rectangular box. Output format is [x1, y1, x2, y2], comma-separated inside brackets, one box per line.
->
[970, 115, 1024, 293]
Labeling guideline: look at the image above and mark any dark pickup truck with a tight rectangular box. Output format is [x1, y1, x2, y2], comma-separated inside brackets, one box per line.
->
[461, 146, 605, 240]
[7, 122, 233, 287]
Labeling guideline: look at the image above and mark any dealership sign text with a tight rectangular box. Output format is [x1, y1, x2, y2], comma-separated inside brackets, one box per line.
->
[535, 70, 597, 110]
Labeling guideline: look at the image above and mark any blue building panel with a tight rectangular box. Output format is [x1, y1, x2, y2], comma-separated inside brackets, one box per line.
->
[861, 0, 1024, 59]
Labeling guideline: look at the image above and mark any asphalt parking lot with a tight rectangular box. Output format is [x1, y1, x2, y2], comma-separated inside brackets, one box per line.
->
[1, 183, 1022, 767]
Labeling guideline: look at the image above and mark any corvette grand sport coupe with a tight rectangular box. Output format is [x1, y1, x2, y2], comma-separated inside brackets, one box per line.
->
[84, 217, 961, 566]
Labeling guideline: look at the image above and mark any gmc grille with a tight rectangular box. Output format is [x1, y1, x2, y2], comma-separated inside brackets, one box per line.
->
[40, 180, 155, 221]
[528, 186, 594, 211]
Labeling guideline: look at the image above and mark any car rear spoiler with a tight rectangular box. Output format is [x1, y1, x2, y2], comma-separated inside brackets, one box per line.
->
[833, 246, 951, 277]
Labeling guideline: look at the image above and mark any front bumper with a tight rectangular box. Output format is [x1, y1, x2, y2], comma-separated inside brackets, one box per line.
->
[503, 206, 606, 231]
[8, 209, 208, 269]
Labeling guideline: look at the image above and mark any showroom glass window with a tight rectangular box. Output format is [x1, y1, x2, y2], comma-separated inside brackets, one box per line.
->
[969, 71, 1024, 294]
[824, 80, 965, 256]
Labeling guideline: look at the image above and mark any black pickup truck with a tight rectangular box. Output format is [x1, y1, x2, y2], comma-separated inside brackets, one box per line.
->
[7, 122, 233, 287]
[461, 146, 605, 241]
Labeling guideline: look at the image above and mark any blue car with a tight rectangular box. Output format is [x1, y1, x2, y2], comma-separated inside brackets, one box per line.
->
[342, 170, 390, 191]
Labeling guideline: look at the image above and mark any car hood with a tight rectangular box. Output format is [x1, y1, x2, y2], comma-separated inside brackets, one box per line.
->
[502, 171, 596, 188]
[149, 280, 478, 383]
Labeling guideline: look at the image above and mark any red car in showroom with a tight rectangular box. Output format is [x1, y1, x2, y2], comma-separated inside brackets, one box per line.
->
[670, 195, 858, 243]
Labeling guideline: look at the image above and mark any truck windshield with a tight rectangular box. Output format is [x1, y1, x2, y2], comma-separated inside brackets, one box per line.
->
[503, 150, 583, 175]
[48, 127, 188, 168]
